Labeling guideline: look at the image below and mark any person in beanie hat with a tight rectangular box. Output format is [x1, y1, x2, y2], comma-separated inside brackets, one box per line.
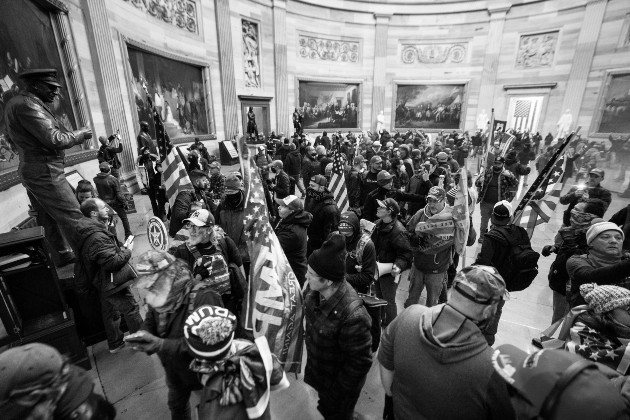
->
[305, 174, 340, 256]
[581, 283, 630, 313]
[493, 344, 627, 420]
[379, 266, 514, 420]
[274, 195, 312, 286]
[567, 221, 630, 308]
[183, 305, 289, 419]
[0, 343, 115, 420]
[128, 250, 223, 419]
[304, 233, 373, 420]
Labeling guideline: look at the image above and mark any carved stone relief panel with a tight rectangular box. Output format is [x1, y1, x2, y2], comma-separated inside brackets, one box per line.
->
[298, 35, 360, 62]
[242, 19, 261, 88]
[122, 0, 198, 33]
[515, 31, 559, 68]
[400, 43, 467, 64]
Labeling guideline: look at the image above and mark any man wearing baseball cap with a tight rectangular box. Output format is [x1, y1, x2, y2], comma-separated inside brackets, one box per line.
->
[379, 266, 514, 420]
[360, 155, 384, 204]
[363, 170, 425, 222]
[493, 344, 627, 420]
[274, 195, 312, 285]
[475, 155, 518, 242]
[560, 167, 611, 226]
[305, 174, 340, 256]
[5, 68, 93, 265]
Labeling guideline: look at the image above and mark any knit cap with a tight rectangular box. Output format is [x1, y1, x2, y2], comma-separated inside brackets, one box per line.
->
[377, 170, 393, 186]
[310, 174, 327, 187]
[308, 233, 346, 281]
[436, 152, 448, 162]
[184, 305, 237, 360]
[224, 173, 244, 194]
[585, 222, 624, 246]
[580, 283, 630, 313]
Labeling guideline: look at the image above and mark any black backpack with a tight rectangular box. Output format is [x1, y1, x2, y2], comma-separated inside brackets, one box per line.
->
[494, 226, 540, 292]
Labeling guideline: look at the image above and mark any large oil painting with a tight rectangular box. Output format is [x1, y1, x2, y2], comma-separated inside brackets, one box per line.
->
[595, 72, 630, 135]
[298, 81, 359, 130]
[126, 46, 211, 143]
[0, 0, 78, 176]
[394, 84, 465, 130]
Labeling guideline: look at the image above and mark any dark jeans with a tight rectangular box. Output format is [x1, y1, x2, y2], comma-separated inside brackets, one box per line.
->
[148, 187, 166, 219]
[317, 390, 362, 420]
[21, 162, 84, 255]
[482, 298, 505, 346]
[101, 288, 142, 349]
[373, 274, 398, 326]
[111, 167, 120, 179]
[405, 266, 445, 308]
[110, 203, 133, 238]
[439, 253, 459, 304]
[166, 377, 193, 420]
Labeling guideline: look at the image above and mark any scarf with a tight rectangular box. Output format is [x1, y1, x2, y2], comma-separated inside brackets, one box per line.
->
[587, 248, 622, 269]
[224, 191, 244, 209]
[306, 187, 326, 202]
[570, 209, 595, 233]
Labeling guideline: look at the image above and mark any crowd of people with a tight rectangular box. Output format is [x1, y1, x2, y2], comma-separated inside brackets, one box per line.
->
[5, 69, 630, 420]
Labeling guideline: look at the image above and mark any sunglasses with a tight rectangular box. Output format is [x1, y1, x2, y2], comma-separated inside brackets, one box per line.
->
[185, 223, 213, 232]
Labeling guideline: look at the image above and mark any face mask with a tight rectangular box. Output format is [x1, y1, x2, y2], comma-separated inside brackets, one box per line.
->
[306, 187, 326, 201]
[225, 191, 244, 207]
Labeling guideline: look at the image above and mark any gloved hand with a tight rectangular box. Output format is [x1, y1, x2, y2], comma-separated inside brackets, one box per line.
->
[383, 395, 394, 420]
[541, 245, 555, 257]
[125, 331, 164, 355]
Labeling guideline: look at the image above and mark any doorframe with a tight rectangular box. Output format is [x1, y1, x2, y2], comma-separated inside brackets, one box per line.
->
[239, 95, 272, 140]
[502, 83, 556, 134]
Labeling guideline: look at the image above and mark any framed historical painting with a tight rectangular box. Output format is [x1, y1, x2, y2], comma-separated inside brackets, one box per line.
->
[591, 68, 630, 136]
[393, 82, 467, 131]
[122, 39, 214, 146]
[0, 0, 94, 191]
[297, 80, 360, 130]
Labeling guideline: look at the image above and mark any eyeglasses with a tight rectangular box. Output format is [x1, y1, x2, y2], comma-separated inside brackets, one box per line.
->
[185, 223, 213, 232]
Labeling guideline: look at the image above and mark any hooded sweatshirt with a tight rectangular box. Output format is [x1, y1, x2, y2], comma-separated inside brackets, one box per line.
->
[275, 210, 313, 285]
[378, 304, 515, 420]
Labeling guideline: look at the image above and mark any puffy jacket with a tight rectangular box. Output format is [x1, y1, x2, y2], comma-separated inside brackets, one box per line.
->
[301, 156, 319, 183]
[4, 91, 86, 160]
[275, 210, 312, 285]
[74, 217, 132, 296]
[284, 150, 302, 176]
[306, 193, 340, 253]
[271, 170, 291, 199]
[371, 219, 412, 272]
[93, 173, 125, 206]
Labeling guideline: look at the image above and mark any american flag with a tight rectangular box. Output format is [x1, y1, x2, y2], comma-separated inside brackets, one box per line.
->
[566, 321, 630, 374]
[451, 169, 470, 255]
[514, 155, 566, 238]
[163, 147, 193, 209]
[240, 139, 304, 373]
[328, 151, 349, 213]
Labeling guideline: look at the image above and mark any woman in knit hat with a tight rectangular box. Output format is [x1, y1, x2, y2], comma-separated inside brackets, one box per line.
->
[303, 233, 373, 420]
[566, 221, 630, 307]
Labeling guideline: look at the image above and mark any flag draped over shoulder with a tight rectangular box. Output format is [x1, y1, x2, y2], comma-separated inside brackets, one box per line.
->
[515, 155, 566, 238]
[240, 140, 304, 373]
[328, 151, 349, 213]
[163, 148, 193, 208]
[499, 133, 515, 156]
[452, 169, 470, 254]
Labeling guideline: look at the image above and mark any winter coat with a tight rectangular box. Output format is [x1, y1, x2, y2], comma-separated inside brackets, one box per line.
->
[216, 201, 249, 264]
[304, 280, 372, 405]
[343, 212, 376, 294]
[98, 143, 122, 169]
[284, 150, 302, 176]
[362, 187, 423, 223]
[93, 172, 125, 206]
[347, 168, 364, 209]
[475, 168, 518, 203]
[476, 224, 530, 281]
[74, 217, 132, 296]
[275, 210, 312, 285]
[405, 175, 432, 216]
[560, 185, 612, 226]
[301, 156, 319, 183]
[566, 254, 630, 308]
[406, 205, 454, 273]
[271, 170, 291, 199]
[371, 219, 412, 273]
[306, 193, 340, 253]
[169, 190, 209, 237]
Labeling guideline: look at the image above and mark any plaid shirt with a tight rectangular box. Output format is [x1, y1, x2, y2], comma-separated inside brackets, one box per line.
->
[304, 280, 372, 401]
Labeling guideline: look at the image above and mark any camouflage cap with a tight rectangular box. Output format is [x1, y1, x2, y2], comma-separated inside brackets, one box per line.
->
[135, 250, 176, 276]
[453, 266, 506, 304]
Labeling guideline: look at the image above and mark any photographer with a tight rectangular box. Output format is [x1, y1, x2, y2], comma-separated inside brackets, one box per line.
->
[97, 134, 123, 179]
[93, 162, 133, 240]
[560, 168, 611, 226]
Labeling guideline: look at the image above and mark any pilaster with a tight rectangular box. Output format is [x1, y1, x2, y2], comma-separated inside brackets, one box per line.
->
[371, 13, 391, 132]
[273, 0, 289, 134]
[215, 0, 239, 139]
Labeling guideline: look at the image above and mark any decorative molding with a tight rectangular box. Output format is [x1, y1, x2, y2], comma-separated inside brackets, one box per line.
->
[242, 19, 261, 88]
[515, 30, 559, 68]
[503, 83, 557, 90]
[238, 95, 273, 100]
[618, 14, 630, 48]
[400, 43, 467, 64]
[298, 35, 360, 63]
[121, 0, 198, 33]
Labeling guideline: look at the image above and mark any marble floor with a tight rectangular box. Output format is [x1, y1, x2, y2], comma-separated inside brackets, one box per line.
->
[81, 160, 630, 420]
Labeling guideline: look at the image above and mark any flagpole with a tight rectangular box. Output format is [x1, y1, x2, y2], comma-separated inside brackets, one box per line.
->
[513, 128, 581, 222]
[461, 156, 468, 269]
[477, 108, 495, 182]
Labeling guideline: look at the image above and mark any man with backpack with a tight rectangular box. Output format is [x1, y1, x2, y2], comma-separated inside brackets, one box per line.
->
[97, 135, 123, 178]
[475, 200, 539, 345]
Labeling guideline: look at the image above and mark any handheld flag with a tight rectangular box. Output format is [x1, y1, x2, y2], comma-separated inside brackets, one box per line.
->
[452, 169, 470, 254]
[328, 151, 349, 213]
[163, 147, 193, 209]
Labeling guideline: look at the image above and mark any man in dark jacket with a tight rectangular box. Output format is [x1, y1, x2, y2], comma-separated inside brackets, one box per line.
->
[4, 68, 92, 264]
[361, 155, 383, 206]
[215, 173, 250, 276]
[301, 146, 319, 186]
[305, 175, 340, 256]
[372, 198, 412, 326]
[363, 170, 423, 222]
[128, 251, 223, 420]
[346, 156, 365, 211]
[269, 160, 291, 200]
[169, 170, 215, 237]
[274, 195, 312, 285]
[75, 198, 142, 353]
[283, 143, 303, 195]
[339, 211, 376, 295]
[560, 168, 612, 226]
[304, 234, 372, 420]
[404, 164, 433, 215]
[475, 156, 518, 240]
[97, 134, 123, 178]
[93, 162, 133, 239]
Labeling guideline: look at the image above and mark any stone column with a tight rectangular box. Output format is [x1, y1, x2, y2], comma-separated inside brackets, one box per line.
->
[273, 0, 289, 134]
[371, 13, 391, 132]
[215, 0, 238, 139]
[559, 0, 608, 127]
[476, 4, 511, 120]
[82, 0, 135, 178]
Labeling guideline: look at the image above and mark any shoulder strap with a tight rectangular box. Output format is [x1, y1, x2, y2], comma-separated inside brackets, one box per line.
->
[539, 359, 596, 419]
[340, 298, 363, 321]
[354, 234, 371, 266]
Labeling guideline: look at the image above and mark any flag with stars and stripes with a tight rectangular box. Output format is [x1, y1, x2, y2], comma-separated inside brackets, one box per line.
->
[163, 147, 193, 209]
[328, 151, 349, 213]
[451, 169, 470, 254]
[514, 155, 566, 238]
[239, 138, 304, 373]
[565, 321, 630, 374]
